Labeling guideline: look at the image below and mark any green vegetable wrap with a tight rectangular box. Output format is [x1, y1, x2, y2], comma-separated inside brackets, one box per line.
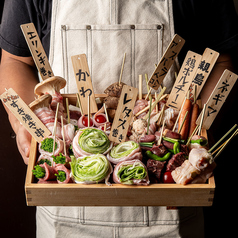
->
[107, 141, 142, 164]
[113, 159, 150, 185]
[73, 128, 112, 157]
[70, 154, 112, 185]
[38, 136, 64, 156]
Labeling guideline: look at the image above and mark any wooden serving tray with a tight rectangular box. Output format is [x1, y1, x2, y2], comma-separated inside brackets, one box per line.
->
[25, 94, 215, 206]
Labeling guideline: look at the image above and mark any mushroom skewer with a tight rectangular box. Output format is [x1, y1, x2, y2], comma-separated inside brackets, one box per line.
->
[34, 76, 67, 123]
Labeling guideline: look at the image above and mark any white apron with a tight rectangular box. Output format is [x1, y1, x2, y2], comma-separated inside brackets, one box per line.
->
[49, 0, 179, 93]
[37, 1, 204, 237]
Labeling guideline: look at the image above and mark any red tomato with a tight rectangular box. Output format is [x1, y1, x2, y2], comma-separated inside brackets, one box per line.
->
[95, 115, 106, 123]
[82, 116, 93, 127]
[163, 171, 175, 183]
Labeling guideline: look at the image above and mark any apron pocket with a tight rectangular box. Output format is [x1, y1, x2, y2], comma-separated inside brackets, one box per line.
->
[81, 206, 149, 227]
[61, 24, 163, 94]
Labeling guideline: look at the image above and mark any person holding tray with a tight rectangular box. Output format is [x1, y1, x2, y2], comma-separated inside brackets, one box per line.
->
[0, 0, 238, 237]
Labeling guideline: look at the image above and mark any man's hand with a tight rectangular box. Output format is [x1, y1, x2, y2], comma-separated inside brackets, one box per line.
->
[0, 50, 39, 164]
[16, 123, 32, 164]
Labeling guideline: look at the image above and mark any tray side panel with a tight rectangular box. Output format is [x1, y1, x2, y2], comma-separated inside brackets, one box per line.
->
[25, 185, 215, 207]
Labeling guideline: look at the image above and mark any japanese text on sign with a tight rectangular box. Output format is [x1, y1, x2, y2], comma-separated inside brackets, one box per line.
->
[109, 85, 138, 143]
[188, 48, 219, 102]
[71, 54, 98, 114]
[21, 23, 53, 80]
[0, 88, 51, 143]
[196, 70, 238, 130]
[148, 34, 185, 90]
[166, 51, 202, 110]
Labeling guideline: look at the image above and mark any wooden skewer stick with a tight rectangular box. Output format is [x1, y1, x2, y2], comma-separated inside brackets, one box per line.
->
[103, 103, 109, 122]
[211, 140, 226, 156]
[143, 87, 167, 120]
[53, 103, 60, 155]
[119, 53, 126, 86]
[172, 97, 186, 132]
[213, 128, 238, 159]
[155, 92, 158, 113]
[147, 95, 153, 135]
[158, 119, 166, 145]
[156, 104, 165, 126]
[208, 124, 237, 153]
[145, 87, 152, 101]
[61, 115, 67, 155]
[178, 111, 188, 134]
[135, 94, 167, 117]
[76, 93, 82, 114]
[145, 74, 150, 95]
[186, 124, 199, 146]
[198, 103, 207, 136]
[139, 75, 143, 100]
[104, 123, 107, 132]
[87, 95, 91, 127]
[66, 98, 70, 124]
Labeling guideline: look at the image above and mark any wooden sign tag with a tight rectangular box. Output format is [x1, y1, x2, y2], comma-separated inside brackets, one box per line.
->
[196, 70, 238, 130]
[166, 51, 202, 110]
[148, 34, 185, 90]
[0, 88, 51, 143]
[188, 48, 219, 102]
[109, 85, 138, 143]
[71, 54, 98, 114]
[21, 23, 54, 80]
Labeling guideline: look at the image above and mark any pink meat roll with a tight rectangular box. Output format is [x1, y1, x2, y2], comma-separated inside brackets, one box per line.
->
[39, 135, 64, 156]
[38, 162, 57, 182]
[113, 159, 150, 185]
[55, 164, 73, 184]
